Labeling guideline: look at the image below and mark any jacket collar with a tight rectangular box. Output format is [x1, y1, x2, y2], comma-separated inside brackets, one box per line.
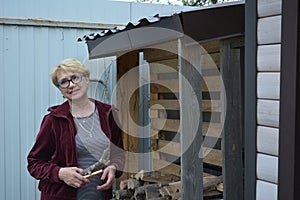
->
[47, 99, 113, 119]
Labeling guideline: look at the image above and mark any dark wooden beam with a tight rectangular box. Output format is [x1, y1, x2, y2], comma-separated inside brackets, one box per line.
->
[179, 39, 203, 199]
[244, 0, 257, 199]
[221, 38, 244, 200]
[278, 1, 300, 199]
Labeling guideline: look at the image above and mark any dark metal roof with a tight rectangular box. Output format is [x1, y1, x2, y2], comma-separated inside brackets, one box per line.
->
[77, 12, 181, 42]
[80, 1, 244, 59]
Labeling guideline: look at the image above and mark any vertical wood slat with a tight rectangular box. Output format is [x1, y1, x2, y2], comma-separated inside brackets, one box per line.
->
[245, 0, 257, 199]
[221, 39, 243, 200]
[279, 1, 300, 199]
[117, 50, 140, 177]
[179, 39, 203, 199]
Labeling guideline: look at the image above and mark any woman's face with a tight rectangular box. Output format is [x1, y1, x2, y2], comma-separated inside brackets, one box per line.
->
[56, 70, 89, 101]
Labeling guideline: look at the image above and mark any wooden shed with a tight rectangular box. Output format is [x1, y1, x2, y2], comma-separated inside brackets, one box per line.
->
[79, 2, 245, 200]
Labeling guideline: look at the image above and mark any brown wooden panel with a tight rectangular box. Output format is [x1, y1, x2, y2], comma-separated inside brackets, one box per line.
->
[144, 40, 178, 62]
[202, 148, 223, 167]
[203, 122, 223, 138]
[156, 140, 181, 157]
[150, 79, 179, 93]
[202, 100, 222, 112]
[117, 50, 140, 180]
[151, 118, 180, 132]
[148, 100, 180, 110]
[149, 58, 179, 74]
[152, 158, 181, 177]
[202, 76, 222, 92]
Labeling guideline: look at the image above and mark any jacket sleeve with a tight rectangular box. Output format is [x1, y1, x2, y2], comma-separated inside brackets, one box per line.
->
[27, 115, 61, 183]
[108, 109, 125, 178]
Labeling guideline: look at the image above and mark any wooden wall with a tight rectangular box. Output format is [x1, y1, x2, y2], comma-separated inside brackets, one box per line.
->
[116, 50, 140, 179]
[256, 0, 282, 199]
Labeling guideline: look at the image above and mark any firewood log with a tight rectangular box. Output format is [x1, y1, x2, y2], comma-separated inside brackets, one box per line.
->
[115, 189, 134, 199]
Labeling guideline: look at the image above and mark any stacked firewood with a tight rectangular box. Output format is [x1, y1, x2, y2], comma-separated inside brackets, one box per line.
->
[114, 170, 223, 200]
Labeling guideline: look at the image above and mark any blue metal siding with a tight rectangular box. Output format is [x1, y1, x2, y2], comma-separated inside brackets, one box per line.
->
[0, 24, 6, 200]
[0, 24, 98, 200]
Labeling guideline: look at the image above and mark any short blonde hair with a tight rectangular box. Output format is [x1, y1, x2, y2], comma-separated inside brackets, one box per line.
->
[51, 58, 90, 87]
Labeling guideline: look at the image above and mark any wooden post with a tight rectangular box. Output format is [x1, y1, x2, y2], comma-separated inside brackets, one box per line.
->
[179, 38, 203, 199]
[117, 50, 140, 179]
[221, 38, 244, 200]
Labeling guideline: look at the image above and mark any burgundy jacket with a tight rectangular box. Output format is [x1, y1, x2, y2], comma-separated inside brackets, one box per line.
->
[27, 100, 125, 200]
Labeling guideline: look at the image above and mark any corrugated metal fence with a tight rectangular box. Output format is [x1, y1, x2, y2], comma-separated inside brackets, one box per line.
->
[0, 23, 111, 200]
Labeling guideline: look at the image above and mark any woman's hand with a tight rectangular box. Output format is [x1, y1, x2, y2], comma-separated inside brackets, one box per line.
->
[58, 167, 90, 188]
[96, 165, 116, 190]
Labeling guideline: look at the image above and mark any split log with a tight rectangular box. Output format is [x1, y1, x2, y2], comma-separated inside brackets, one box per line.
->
[216, 182, 223, 192]
[115, 189, 134, 199]
[158, 187, 169, 197]
[144, 184, 161, 199]
[134, 186, 146, 199]
[203, 175, 223, 192]
[127, 178, 142, 189]
[162, 181, 181, 196]
[171, 192, 182, 200]
[135, 170, 180, 183]
[119, 179, 128, 190]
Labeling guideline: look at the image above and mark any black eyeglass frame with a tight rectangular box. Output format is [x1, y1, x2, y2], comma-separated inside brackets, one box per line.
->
[57, 73, 84, 89]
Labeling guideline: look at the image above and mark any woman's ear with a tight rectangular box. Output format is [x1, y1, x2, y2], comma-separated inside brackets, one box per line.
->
[85, 77, 90, 84]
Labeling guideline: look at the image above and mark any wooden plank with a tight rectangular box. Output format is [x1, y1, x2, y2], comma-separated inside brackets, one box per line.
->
[149, 76, 221, 93]
[179, 40, 203, 199]
[156, 140, 181, 157]
[256, 180, 278, 200]
[257, 44, 281, 72]
[200, 52, 220, 70]
[144, 40, 178, 62]
[151, 121, 223, 138]
[200, 40, 220, 54]
[117, 50, 140, 178]
[257, 153, 278, 184]
[202, 148, 222, 167]
[151, 118, 180, 132]
[221, 39, 243, 200]
[149, 58, 178, 74]
[257, 72, 280, 100]
[257, 99, 279, 128]
[152, 159, 181, 177]
[148, 100, 179, 110]
[135, 170, 180, 183]
[257, 15, 281, 45]
[202, 76, 221, 92]
[148, 99, 221, 112]
[202, 100, 222, 112]
[258, 0, 282, 17]
[150, 79, 179, 93]
[257, 126, 279, 156]
[202, 122, 222, 138]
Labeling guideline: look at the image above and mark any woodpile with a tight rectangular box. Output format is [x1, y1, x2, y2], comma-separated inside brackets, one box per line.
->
[114, 170, 223, 200]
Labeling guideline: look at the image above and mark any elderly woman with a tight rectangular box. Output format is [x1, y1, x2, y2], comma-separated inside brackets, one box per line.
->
[27, 58, 125, 200]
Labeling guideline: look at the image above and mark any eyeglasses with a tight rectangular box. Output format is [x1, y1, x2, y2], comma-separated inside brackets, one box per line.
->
[57, 74, 83, 89]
